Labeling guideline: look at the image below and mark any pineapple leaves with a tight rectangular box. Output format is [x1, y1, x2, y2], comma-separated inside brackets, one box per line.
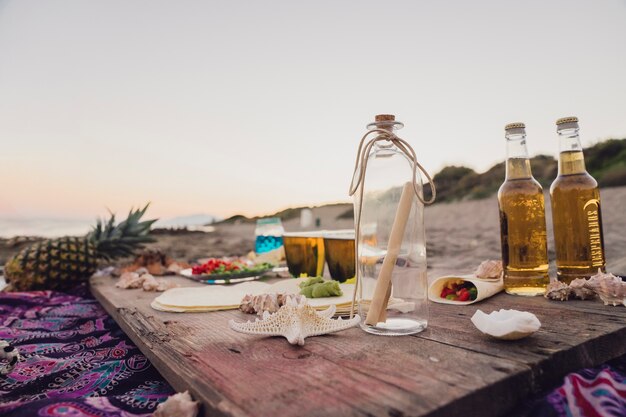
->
[88, 203, 157, 261]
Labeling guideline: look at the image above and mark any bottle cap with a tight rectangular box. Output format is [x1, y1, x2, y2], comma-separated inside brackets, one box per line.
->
[367, 114, 404, 130]
[556, 116, 579, 130]
[505, 122, 525, 131]
[504, 122, 525, 136]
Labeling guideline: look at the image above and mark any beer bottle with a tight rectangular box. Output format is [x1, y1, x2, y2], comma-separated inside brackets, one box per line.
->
[498, 122, 549, 295]
[550, 117, 605, 283]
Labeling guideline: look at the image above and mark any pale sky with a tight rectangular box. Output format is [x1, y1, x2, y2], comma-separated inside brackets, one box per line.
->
[1, 0, 625, 221]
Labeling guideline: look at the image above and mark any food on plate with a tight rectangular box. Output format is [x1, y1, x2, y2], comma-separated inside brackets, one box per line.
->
[299, 277, 343, 298]
[119, 249, 191, 276]
[191, 258, 272, 276]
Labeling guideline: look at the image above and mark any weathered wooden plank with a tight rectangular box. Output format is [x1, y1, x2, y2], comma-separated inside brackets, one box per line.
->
[90, 274, 626, 417]
[421, 295, 626, 390]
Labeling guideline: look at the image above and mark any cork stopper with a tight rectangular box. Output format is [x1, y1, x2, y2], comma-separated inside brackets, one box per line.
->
[375, 114, 396, 122]
[367, 114, 403, 131]
[556, 116, 579, 131]
[505, 122, 525, 131]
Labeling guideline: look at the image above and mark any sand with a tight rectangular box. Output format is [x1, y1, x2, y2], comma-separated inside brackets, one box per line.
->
[150, 185, 626, 278]
[426, 186, 626, 277]
[1, 186, 624, 278]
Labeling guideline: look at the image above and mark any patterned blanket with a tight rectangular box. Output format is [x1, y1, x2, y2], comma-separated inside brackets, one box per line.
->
[0, 286, 173, 417]
[1, 286, 626, 417]
[522, 357, 626, 417]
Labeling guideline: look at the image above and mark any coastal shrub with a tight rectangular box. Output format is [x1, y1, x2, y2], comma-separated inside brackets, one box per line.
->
[598, 165, 626, 187]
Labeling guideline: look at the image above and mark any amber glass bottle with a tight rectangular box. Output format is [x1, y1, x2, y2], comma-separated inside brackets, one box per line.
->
[550, 117, 605, 283]
[498, 123, 549, 295]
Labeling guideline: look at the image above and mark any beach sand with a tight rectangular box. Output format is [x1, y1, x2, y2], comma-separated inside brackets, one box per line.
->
[127, 185, 626, 278]
[1, 186, 624, 278]
[426, 186, 626, 277]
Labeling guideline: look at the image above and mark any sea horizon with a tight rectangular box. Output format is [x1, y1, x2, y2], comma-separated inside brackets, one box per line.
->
[0, 215, 217, 239]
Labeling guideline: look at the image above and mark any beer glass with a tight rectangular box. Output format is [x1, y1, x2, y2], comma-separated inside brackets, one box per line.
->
[323, 230, 355, 282]
[283, 232, 325, 277]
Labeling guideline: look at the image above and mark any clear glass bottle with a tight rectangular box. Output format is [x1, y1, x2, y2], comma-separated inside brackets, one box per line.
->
[497, 123, 549, 295]
[354, 114, 428, 336]
[550, 117, 606, 283]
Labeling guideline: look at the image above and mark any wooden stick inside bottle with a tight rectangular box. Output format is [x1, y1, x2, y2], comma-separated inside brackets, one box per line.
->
[365, 181, 414, 326]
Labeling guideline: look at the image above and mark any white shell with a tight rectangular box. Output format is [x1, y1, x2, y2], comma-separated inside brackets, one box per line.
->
[474, 260, 503, 280]
[230, 296, 360, 345]
[471, 309, 541, 340]
[154, 391, 199, 417]
[0, 340, 20, 375]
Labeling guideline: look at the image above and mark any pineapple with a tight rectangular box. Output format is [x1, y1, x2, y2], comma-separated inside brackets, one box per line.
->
[3, 205, 156, 291]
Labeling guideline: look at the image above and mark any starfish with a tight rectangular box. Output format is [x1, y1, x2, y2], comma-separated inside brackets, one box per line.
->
[229, 296, 360, 346]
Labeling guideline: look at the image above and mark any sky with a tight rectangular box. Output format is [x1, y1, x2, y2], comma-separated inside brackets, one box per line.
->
[1, 0, 625, 222]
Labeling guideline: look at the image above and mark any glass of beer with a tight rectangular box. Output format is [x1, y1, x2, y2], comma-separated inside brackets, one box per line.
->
[323, 230, 356, 282]
[283, 232, 325, 277]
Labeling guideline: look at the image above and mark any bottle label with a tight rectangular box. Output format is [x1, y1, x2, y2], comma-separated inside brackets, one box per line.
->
[584, 199, 603, 267]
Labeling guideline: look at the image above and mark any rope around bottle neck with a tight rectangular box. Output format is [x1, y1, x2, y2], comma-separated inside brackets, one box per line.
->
[349, 128, 436, 204]
[348, 128, 436, 319]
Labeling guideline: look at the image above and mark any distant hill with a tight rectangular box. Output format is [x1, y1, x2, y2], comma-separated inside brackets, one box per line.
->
[217, 204, 351, 225]
[156, 214, 220, 229]
[425, 138, 626, 203]
[219, 138, 626, 223]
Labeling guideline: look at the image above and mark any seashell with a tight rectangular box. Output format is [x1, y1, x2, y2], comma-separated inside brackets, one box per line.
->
[134, 267, 150, 276]
[544, 270, 626, 306]
[569, 278, 596, 300]
[142, 274, 160, 291]
[154, 391, 199, 417]
[0, 339, 20, 376]
[471, 309, 541, 340]
[474, 260, 503, 279]
[584, 270, 626, 306]
[116, 271, 177, 292]
[115, 272, 143, 289]
[230, 296, 360, 345]
[544, 280, 571, 301]
[239, 293, 304, 315]
[141, 274, 179, 292]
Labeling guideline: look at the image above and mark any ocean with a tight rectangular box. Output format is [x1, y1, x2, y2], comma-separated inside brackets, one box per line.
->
[0, 218, 94, 238]
[0, 216, 216, 238]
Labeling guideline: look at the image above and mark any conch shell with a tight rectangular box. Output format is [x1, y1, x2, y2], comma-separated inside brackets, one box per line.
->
[239, 293, 304, 315]
[115, 271, 178, 292]
[545, 269, 626, 306]
[569, 278, 596, 300]
[585, 271, 626, 306]
[230, 296, 360, 345]
[545, 281, 571, 301]
[474, 260, 503, 279]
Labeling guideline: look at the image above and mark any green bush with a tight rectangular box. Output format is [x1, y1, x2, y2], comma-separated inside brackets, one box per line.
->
[429, 138, 625, 203]
[598, 165, 626, 187]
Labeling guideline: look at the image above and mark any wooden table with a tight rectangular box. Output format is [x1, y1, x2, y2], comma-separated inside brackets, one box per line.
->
[90, 274, 626, 417]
